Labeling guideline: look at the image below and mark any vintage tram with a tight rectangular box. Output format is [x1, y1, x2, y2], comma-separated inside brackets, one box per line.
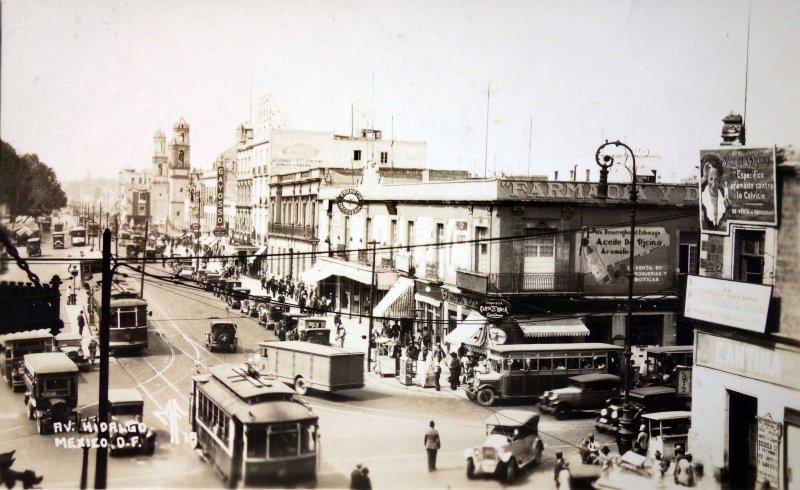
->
[89, 278, 150, 352]
[190, 363, 319, 487]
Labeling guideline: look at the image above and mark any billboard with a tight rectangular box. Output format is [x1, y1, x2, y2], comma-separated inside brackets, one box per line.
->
[581, 226, 672, 293]
[684, 275, 772, 333]
[698, 147, 777, 235]
[214, 164, 225, 235]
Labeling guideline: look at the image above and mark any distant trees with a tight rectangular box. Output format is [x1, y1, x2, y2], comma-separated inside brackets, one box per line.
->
[0, 140, 67, 224]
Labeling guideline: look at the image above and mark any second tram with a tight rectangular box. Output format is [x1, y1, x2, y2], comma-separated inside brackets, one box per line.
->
[70, 226, 87, 247]
[190, 363, 319, 487]
[89, 278, 149, 352]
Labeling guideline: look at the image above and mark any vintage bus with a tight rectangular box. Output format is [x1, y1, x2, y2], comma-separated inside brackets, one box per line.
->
[465, 343, 623, 406]
[79, 250, 103, 287]
[70, 226, 87, 247]
[89, 278, 149, 352]
[190, 363, 320, 487]
[637, 345, 694, 388]
[0, 330, 54, 390]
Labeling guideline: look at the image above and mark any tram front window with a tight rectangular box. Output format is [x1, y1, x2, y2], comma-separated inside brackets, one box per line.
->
[119, 309, 137, 328]
[269, 424, 299, 458]
[246, 427, 267, 458]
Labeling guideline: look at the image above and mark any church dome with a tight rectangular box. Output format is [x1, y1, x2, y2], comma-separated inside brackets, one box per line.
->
[173, 117, 189, 130]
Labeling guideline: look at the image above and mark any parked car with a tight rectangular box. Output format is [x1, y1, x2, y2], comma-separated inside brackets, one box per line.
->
[54, 332, 90, 371]
[23, 352, 79, 435]
[297, 317, 331, 346]
[538, 374, 621, 419]
[595, 385, 690, 433]
[176, 266, 194, 280]
[464, 409, 544, 484]
[26, 238, 42, 257]
[205, 322, 237, 353]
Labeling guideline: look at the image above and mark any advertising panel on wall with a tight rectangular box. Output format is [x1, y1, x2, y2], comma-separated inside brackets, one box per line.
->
[698, 147, 777, 235]
[581, 226, 673, 293]
[213, 163, 226, 236]
[270, 130, 334, 175]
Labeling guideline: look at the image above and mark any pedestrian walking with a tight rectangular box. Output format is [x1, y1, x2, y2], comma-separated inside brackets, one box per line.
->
[554, 451, 569, 489]
[77, 311, 86, 336]
[448, 352, 461, 390]
[349, 463, 363, 490]
[360, 466, 372, 490]
[433, 354, 442, 391]
[334, 312, 342, 328]
[336, 324, 346, 348]
[634, 424, 649, 456]
[88, 338, 98, 365]
[423, 420, 441, 471]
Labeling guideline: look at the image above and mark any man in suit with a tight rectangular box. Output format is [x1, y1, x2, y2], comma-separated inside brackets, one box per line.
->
[424, 420, 441, 471]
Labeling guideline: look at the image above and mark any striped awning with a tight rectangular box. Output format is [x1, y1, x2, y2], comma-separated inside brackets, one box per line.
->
[373, 277, 415, 318]
[517, 318, 589, 338]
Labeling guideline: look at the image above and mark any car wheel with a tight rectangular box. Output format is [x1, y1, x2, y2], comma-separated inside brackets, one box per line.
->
[294, 377, 308, 395]
[504, 459, 517, 484]
[534, 442, 543, 465]
[466, 458, 476, 479]
[555, 404, 571, 420]
[476, 388, 496, 407]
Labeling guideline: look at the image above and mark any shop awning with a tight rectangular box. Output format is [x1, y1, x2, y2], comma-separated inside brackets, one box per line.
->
[254, 245, 268, 256]
[444, 311, 486, 347]
[517, 318, 589, 338]
[373, 277, 415, 317]
[414, 293, 441, 308]
[299, 264, 334, 284]
[306, 258, 395, 290]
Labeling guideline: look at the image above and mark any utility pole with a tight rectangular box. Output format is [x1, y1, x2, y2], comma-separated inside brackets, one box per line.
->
[94, 229, 111, 488]
[367, 240, 377, 372]
[140, 219, 148, 297]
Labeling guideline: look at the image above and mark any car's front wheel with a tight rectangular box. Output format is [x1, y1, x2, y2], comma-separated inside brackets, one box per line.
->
[476, 388, 496, 407]
[554, 404, 571, 420]
[466, 458, 476, 479]
[504, 459, 517, 484]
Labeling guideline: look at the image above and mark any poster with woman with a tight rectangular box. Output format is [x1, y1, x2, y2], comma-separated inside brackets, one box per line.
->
[698, 148, 777, 235]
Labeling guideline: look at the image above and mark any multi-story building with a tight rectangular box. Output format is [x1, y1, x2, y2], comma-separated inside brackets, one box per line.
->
[235, 124, 254, 244]
[117, 168, 150, 229]
[685, 137, 799, 488]
[198, 146, 238, 239]
[306, 166, 699, 347]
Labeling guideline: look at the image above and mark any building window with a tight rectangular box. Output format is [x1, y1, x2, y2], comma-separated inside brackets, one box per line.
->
[474, 226, 489, 273]
[380, 151, 388, 164]
[177, 211, 180, 216]
[366, 218, 372, 243]
[354, 150, 362, 161]
[734, 229, 765, 283]
[390, 219, 398, 259]
[679, 230, 700, 275]
[407, 220, 414, 247]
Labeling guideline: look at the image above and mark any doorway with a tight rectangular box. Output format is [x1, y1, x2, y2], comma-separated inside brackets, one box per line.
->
[728, 390, 757, 487]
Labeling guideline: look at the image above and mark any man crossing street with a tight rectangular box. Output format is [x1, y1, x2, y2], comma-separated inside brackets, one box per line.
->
[423, 420, 441, 471]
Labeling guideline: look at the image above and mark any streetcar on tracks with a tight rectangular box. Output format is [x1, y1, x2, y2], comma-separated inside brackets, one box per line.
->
[89, 278, 150, 352]
[70, 226, 87, 247]
[0, 330, 55, 390]
[189, 363, 320, 487]
[79, 249, 103, 287]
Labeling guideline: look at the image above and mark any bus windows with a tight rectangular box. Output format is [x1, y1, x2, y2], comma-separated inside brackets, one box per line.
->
[593, 356, 607, 370]
[553, 358, 566, 370]
[509, 359, 524, 371]
[566, 357, 580, 370]
[539, 358, 552, 370]
[581, 356, 594, 370]
[246, 427, 267, 458]
[524, 359, 537, 372]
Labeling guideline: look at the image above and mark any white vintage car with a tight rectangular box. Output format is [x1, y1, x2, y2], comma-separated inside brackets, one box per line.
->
[464, 409, 544, 483]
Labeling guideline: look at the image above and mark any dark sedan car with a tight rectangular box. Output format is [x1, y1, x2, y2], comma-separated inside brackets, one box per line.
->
[595, 385, 690, 433]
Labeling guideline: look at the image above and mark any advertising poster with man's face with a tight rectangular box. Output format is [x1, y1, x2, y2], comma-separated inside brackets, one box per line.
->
[698, 147, 777, 235]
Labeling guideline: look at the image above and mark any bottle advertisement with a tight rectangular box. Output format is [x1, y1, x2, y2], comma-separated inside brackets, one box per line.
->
[581, 226, 672, 292]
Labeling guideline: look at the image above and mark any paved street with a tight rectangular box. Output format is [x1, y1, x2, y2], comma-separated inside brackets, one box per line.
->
[0, 236, 619, 489]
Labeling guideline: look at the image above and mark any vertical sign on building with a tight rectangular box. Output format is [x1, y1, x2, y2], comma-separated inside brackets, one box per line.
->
[756, 416, 781, 489]
[214, 164, 226, 237]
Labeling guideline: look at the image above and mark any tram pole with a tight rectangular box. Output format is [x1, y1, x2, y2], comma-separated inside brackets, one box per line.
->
[140, 219, 149, 297]
[367, 240, 377, 372]
[95, 229, 112, 488]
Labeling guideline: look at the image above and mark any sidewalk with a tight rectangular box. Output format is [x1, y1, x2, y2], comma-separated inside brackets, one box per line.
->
[235, 273, 464, 399]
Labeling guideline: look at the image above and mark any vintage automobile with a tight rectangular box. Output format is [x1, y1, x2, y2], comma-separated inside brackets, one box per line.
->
[595, 385, 690, 433]
[80, 389, 157, 456]
[176, 266, 195, 280]
[203, 272, 222, 292]
[205, 322, 237, 353]
[297, 316, 331, 346]
[227, 288, 250, 309]
[53, 231, 65, 249]
[242, 293, 270, 318]
[464, 409, 544, 484]
[26, 238, 42, 257]
[538, 374, 621, 419]
[54, 332, 90, 371]
[266, 304, 291, 330]
[23, 352, 79, 435]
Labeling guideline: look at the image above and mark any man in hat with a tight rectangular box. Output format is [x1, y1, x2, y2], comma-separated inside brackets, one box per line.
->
[635, 423, 649, 455]
[349, 463, 363, 489]
[77, 311, 86, 336]
[554, 450, 569, 489]
[423, 420, 441, 471]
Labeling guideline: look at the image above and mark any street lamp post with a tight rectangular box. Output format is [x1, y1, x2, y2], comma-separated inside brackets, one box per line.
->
[595, 140, 638, 454]
[67, 264, 79, 305]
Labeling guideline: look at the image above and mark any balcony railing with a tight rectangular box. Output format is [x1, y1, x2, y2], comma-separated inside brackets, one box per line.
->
[487, 272, 585, 293]
[268, 222, 316, 239]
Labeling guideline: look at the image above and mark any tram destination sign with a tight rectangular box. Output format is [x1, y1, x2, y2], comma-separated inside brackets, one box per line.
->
[478, 298, 511, 320]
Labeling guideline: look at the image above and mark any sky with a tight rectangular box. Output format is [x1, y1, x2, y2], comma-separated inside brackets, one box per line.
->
[2, 0, 799, 183]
